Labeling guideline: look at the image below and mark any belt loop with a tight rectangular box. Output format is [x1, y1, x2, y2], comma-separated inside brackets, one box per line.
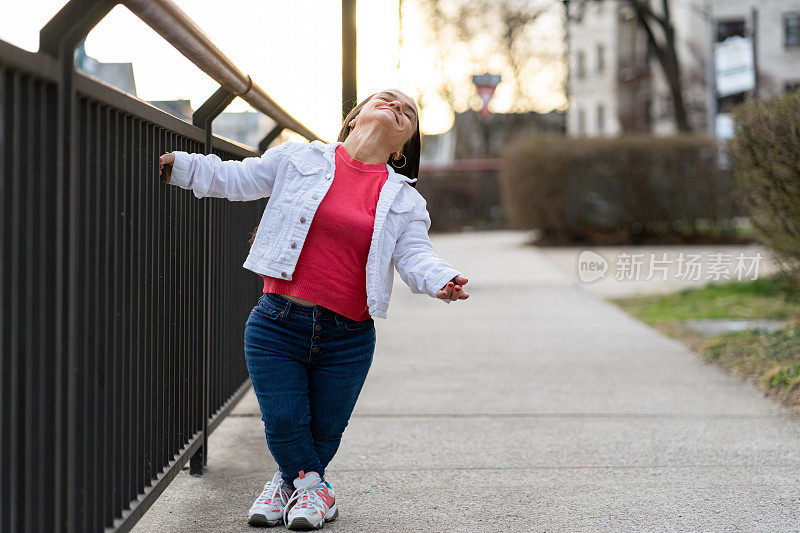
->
[268, 292, 291, 319]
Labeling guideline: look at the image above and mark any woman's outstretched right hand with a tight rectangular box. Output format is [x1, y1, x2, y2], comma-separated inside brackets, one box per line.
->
[159, 152, 175, 183]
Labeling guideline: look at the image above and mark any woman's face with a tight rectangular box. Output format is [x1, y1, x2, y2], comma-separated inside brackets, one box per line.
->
[355, 90, 418, 147]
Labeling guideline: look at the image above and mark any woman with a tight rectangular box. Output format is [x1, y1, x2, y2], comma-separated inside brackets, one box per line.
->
[159, 89, 469, 530]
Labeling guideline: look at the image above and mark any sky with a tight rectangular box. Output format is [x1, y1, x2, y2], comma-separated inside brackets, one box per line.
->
[0, 0, 564, 142]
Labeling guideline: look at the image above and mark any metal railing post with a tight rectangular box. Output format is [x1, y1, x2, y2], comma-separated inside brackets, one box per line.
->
[342, 0, 358, 119]
[188, 86, 236, 475]
[259, 125, 285, 152]
[39, 3, 121, 531]
[193, 86, 238, 152]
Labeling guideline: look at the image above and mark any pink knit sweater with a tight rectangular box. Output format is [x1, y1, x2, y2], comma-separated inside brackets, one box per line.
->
[262, 144, 389, 320]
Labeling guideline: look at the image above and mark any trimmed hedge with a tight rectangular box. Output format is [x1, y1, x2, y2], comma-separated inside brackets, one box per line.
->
[498, 135, 746, 245]
[731, 91, 800, 283]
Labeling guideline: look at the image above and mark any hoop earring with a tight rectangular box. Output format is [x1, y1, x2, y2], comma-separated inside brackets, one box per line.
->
[392, 153, 407, 169]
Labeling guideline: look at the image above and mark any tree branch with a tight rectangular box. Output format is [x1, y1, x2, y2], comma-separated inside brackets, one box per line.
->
[629, 0, 691, 131]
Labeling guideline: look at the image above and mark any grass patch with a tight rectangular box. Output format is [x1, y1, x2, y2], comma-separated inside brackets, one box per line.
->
[704, 327, 800, 392]
[612, 275, 800, 326]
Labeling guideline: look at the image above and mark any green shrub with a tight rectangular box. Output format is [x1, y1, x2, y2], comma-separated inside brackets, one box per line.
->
[498, 135, 745, 245]
[730, 92, 800, 285]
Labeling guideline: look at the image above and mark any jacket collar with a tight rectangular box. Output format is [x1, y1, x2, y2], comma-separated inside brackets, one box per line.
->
[310, 140, 418, 184]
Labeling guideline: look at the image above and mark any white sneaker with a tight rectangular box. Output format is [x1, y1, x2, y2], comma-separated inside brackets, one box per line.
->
[248, 470, 293, 527]
[283, 470, 338, 530]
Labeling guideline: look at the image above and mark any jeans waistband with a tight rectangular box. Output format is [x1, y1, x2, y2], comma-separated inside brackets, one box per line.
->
[262, 292, 340, 320]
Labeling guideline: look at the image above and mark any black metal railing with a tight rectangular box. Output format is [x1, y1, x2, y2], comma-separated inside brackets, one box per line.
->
[0, 1, 321, 531]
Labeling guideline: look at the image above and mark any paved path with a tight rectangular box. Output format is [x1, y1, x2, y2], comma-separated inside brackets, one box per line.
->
[133, 230, 800, 532]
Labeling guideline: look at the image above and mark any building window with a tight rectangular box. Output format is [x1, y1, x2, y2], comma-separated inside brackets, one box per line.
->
[597, 44, 605, 73]
[570, 1, 587, 23]
[718, 92, 745, 114]
[785, 14, 800, 48]
[577, 108, 586, 136]
[576, 50, 586, 79]
[716, 19, 745, 42]
[785, 80, 800, 93]
[597, 104, 605, 134]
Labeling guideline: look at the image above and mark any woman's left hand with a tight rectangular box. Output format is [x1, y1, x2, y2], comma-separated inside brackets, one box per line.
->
[159, 153, 175, 183]
[437, 274, 469, 301]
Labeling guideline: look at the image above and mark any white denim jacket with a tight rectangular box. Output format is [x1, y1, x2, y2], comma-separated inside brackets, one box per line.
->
[169, 140, 461, 319]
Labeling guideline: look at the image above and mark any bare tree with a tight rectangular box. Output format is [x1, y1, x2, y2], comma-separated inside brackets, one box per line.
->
[418, 0, 460, 111]
[414, 0, 562, 113]
[628, 0, 691, 131]
[570, 0, 692, 132]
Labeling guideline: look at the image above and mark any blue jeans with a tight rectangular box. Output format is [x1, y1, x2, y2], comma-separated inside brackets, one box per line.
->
[243, 292, 375, 487]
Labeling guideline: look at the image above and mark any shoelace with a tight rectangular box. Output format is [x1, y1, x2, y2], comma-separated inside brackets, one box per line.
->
[256, 479, 288, 508]
[282, 484, 328, 527]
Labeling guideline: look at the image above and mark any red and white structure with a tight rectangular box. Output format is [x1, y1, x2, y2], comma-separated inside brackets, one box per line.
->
[472, 73, 502, 120]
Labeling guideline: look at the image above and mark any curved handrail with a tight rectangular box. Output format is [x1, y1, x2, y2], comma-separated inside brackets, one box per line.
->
[122, 0, 321, 142]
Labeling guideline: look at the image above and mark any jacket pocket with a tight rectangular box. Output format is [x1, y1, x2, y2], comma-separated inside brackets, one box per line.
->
[284, 156, 318, 192]
[389, 199, 414, 214]
[387, 199, 415, 237]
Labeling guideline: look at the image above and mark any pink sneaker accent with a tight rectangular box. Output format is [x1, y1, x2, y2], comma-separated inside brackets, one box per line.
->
[247, 470, 292, 527]
[283, 471, 339, 530]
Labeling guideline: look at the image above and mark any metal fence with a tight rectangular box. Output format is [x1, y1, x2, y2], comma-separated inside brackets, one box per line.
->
[0, 1, 319, 532]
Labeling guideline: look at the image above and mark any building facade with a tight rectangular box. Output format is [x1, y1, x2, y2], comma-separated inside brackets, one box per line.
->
[565, 0, 800, 137]
[565, 1, 626, 137]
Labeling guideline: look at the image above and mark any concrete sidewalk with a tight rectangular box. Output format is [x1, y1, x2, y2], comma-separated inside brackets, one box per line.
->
[133, 230, 800, 532]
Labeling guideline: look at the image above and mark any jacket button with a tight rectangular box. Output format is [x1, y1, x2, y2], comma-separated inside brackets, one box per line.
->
[325, 173, 331, 179]
[312, 193, 318, 199]
[300, 216, 306, 223]
[281, 272, 288, 278]
[290, 242, 297, 249]
[314, 324, 322, 332]
[311, 346, 319, 354]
